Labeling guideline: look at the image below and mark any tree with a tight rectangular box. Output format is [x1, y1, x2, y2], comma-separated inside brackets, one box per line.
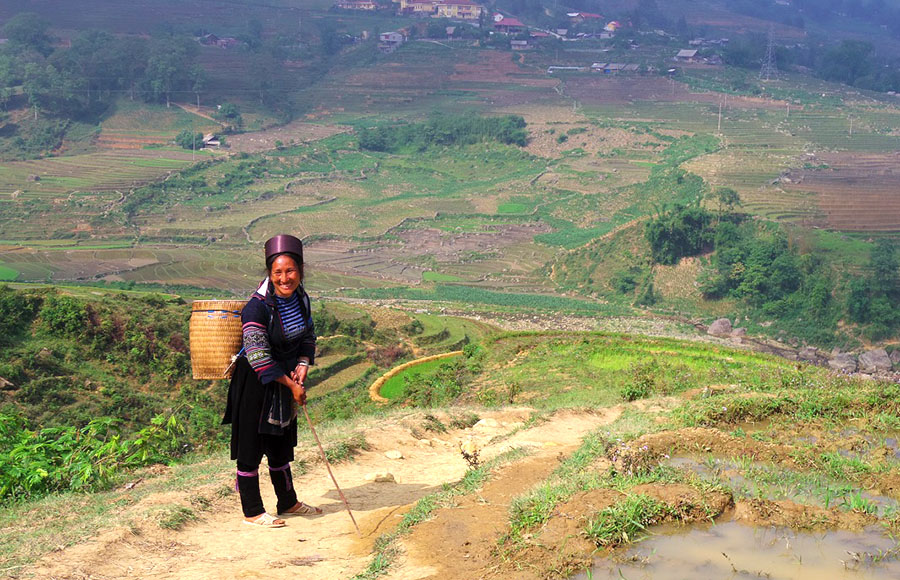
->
[248, 52, 280, 105]
[708, 186, 741, 225]
[214, 102, 243, 130]
[871, 238, 898, 299]
[114, 36, 149, 101]
[818, 40, 873, 86]
[70, 30, 120, 102]
[645, 205, 714, 265]
[22, 62, 53, 119]
[2, 12, 54, 57]
[189, 65, 207, 107]
[143, 35, 197, 107]
[0, 53, 14, 110]
[175, 129, 203, 150]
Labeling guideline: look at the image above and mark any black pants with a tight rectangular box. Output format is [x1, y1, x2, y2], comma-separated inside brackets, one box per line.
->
[236, 447, 298, 518]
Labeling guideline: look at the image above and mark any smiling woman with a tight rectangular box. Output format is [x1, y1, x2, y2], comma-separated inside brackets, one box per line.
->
[222, 233, 322, 527]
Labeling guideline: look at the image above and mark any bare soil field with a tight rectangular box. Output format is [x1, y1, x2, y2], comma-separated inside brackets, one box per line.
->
[225, 122, 350, 154]
[782, 152, 900, 232]
[0, 149, 202, 197]
[450, 51, 557, 88]
[302, 222, 552, 285]
[565, 77, 790, 109]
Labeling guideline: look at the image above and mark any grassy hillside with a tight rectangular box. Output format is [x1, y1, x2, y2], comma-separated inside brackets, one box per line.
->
[4, 305, 900, 577]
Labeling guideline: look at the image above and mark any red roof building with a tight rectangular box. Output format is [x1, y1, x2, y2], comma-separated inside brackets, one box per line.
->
[494, 16, 525, 34]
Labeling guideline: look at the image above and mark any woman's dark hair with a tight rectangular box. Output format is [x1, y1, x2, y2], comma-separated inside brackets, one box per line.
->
[266, 252, 304, 281]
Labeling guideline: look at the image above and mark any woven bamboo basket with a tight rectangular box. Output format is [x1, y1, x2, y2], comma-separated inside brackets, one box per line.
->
[189, 300, 245, 380]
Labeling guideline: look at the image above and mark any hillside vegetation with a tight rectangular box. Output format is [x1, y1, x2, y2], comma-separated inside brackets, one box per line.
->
[3, 294, 900, 577]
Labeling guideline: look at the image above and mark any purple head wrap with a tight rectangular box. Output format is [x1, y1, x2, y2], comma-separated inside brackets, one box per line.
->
[264, 234, 303, 268]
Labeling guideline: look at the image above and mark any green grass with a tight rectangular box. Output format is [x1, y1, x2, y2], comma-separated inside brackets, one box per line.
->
[584, 494, 671, 548]
[498, 202, 529, 214]
[379, 355, 463, 400]
[423, 271, 462, 283]
[476, 332, 796, 409]
[323, 432, 370, 464]
[155, 505, 198, 530]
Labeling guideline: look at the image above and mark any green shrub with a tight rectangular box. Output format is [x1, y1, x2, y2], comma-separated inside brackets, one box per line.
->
[0, 285, 41, 344]
[585, 494, 671, 547]
[358, 113, 527, 152]
[621, 359, 659, 401]
[38, 294, 87, 338]
[0, 412, 183, 502]
[175, 129, 203, 150]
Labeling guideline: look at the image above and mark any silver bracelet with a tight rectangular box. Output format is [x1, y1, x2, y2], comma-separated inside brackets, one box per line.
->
[297, 360, 309, 367]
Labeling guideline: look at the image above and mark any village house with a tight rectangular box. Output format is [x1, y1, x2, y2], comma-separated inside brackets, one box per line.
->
[335, 0, 378, 9]
[510, 39, 531, 50]
[201, 134, 221, 148]
[493, 15, 525, 34]
[547, 65, 587, 73]
[399, 0, 436, 15]
[434, 0, 483, 21]
[675, 49, 699, 62]
[198, 33, 240, 49]
[199, 33, 220, 46]
[378, 31, 406, 53]
[567, 12, 602, 24]
[591, 62, 640, 74]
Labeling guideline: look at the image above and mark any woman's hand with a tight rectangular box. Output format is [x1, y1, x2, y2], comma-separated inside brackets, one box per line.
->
[277, 374, 307, 406]
[291, 360, 310, 385]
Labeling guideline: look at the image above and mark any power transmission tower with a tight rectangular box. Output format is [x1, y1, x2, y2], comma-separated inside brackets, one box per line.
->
[759, 26, 778, 81]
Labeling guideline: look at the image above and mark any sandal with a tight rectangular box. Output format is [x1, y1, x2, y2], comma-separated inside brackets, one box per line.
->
[243, 512, 286, 528]
[279, 501, 323, 516]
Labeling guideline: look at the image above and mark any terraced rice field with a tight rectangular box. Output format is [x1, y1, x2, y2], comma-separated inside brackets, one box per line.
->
[0, 150, 210, 197]
[782, 152, 900, 233]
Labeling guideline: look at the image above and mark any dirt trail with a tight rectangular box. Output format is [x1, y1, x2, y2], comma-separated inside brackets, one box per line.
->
[22, 408, 621, 580]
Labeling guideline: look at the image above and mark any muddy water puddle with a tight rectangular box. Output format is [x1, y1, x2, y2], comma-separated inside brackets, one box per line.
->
[739, 422, 900, 462]
[574, 521, 900, 579]
[665, 456, 899, 516]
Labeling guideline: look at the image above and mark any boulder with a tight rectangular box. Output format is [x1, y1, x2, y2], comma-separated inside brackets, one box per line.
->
[384, 450, 404, 460]
[707, 318, 732, 337]
[364, 472, 396, 483]
[731, 328, 747, 338]
[828, 353, 857, 373]
[798, 347, 819, 362]
[858, 349, 892, 373]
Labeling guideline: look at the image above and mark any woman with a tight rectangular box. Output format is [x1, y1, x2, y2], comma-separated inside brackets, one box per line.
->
[222, 234, 322, 528]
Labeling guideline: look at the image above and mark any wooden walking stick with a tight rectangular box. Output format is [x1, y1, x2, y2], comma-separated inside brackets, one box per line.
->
[302, 404, 361, 536]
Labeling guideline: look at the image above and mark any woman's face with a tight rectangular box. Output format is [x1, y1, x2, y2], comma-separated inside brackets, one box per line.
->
[269, 254, 301, 298]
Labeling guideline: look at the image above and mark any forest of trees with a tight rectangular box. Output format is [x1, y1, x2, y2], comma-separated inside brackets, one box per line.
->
[358, 114, 528, 152]
[0, 13, 204, 117]
[645, 198, 900, 342]
[722, 33, 900, 93]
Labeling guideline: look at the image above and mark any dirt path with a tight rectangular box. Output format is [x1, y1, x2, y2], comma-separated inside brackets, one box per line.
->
[392, 408, 622, 580]
[21, 407, 621, 580]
